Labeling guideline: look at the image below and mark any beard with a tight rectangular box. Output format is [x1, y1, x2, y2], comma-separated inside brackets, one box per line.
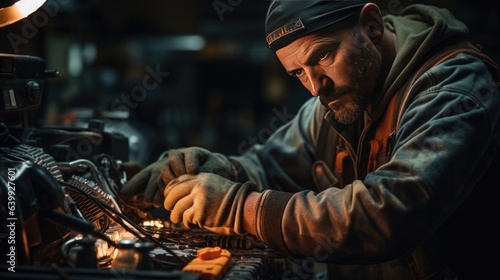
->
[320, 86, 367, 125]
[320, 40, 382, 125]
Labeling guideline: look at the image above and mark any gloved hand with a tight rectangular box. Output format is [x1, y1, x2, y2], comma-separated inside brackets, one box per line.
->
[119, 147, 237, 208]
[163, 173, 256, 235]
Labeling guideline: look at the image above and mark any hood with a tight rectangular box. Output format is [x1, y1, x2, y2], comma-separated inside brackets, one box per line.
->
[373, 4, 469, 118]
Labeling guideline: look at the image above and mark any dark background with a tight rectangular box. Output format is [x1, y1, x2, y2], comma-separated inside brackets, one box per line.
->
[1, 0, 498, 164]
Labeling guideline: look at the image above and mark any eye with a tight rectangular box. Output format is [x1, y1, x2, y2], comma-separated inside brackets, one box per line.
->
[290, 69, 303, 78]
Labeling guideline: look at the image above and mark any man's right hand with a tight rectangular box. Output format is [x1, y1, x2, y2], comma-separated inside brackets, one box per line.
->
[119, 147, 237, 208]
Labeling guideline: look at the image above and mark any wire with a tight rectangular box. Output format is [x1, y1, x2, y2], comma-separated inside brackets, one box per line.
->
[95, 154, 123, 186]
[62, 182, 145, 241]
[61, 159, 121, 213]
[61, 181, 187, 267]
[96, 196, 185, 263]
[97, 201, 187, 267]
[64, 184, 184, 269]
[97, 204, 186, 268]
[93, 154, 139, 216]
[97, 157, 155, 223]
[61, 237, 84, 258]
[95, 153, 166, 226]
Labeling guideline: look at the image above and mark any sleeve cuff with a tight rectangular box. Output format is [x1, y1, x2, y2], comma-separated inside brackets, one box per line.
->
[255, 190, 293, 251]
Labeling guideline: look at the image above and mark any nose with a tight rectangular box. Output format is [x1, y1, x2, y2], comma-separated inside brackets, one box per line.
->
[305, 66, 327, 97]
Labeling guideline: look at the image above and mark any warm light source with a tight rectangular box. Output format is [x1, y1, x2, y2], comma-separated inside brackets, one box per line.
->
[0, 0, 46, 28]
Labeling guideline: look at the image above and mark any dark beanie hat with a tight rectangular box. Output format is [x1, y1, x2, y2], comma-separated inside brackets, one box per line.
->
[265, 0, 367, 51]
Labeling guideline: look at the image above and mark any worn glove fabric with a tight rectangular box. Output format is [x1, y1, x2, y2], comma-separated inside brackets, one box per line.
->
[163, 173, 256, 235]
[120, 147, 237, 208]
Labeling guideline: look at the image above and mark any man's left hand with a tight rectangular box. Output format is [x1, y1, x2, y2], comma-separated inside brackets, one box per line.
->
[163, 173, 256, 235]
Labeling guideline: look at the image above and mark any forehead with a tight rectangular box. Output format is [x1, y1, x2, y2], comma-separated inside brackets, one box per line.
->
[275, 26, 351, 63]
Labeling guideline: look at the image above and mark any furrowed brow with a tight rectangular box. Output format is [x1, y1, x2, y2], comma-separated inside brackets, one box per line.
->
[283, 38, 340, 76]
[303, 40, 340, 65]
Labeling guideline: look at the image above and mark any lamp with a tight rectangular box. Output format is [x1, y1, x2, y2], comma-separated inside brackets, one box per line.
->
[0, 0, 52, 128]
[0, 0, 46, 28]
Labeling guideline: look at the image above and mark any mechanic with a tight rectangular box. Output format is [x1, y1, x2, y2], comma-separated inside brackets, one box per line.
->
[120, 1, 500, 279]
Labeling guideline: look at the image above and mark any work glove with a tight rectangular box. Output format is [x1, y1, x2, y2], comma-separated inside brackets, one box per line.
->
[163, 173, 256, 235]
[119, 147, 237, 208]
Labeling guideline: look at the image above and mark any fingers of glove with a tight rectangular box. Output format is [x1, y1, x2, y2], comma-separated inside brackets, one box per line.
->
[184, 147, 209, 174]
[160, 164, 176, 189]
[183, 206, 207, 230]
[199, 153, 232, 179]
[167, 195, 193, 225]
[163, 175, 197, 210]
[168, 151, 190, 177]
[143, 175, 161, 204]
[120, 168, 150, 200]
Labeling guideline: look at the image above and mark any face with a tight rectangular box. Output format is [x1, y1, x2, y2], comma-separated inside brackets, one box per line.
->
[276, 24, 383, 125]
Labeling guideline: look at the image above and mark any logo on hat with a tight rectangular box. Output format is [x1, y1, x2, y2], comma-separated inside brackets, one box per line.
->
[266, 18, 305, 48]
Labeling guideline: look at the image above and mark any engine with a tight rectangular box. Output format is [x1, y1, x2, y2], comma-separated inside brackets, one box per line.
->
[0, 54, 311, 280]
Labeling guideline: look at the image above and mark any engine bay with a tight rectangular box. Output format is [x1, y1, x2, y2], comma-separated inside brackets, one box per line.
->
[0, 53, 314, 280]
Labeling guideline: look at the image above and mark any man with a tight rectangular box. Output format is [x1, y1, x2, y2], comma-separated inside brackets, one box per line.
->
[120, 1, 500, 278]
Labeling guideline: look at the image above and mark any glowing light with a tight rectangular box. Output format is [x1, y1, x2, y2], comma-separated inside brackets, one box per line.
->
[0, 0, 46, 27]
[142, 220, 164, 228]
[15, 0, 45, 17]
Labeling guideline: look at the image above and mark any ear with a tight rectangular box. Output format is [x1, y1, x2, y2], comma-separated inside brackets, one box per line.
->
[358, 3, 384, 44]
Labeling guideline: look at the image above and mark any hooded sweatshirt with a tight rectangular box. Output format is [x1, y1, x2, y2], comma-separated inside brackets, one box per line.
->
[231, 4, 500, 279]
[378, 4, 469, 114]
